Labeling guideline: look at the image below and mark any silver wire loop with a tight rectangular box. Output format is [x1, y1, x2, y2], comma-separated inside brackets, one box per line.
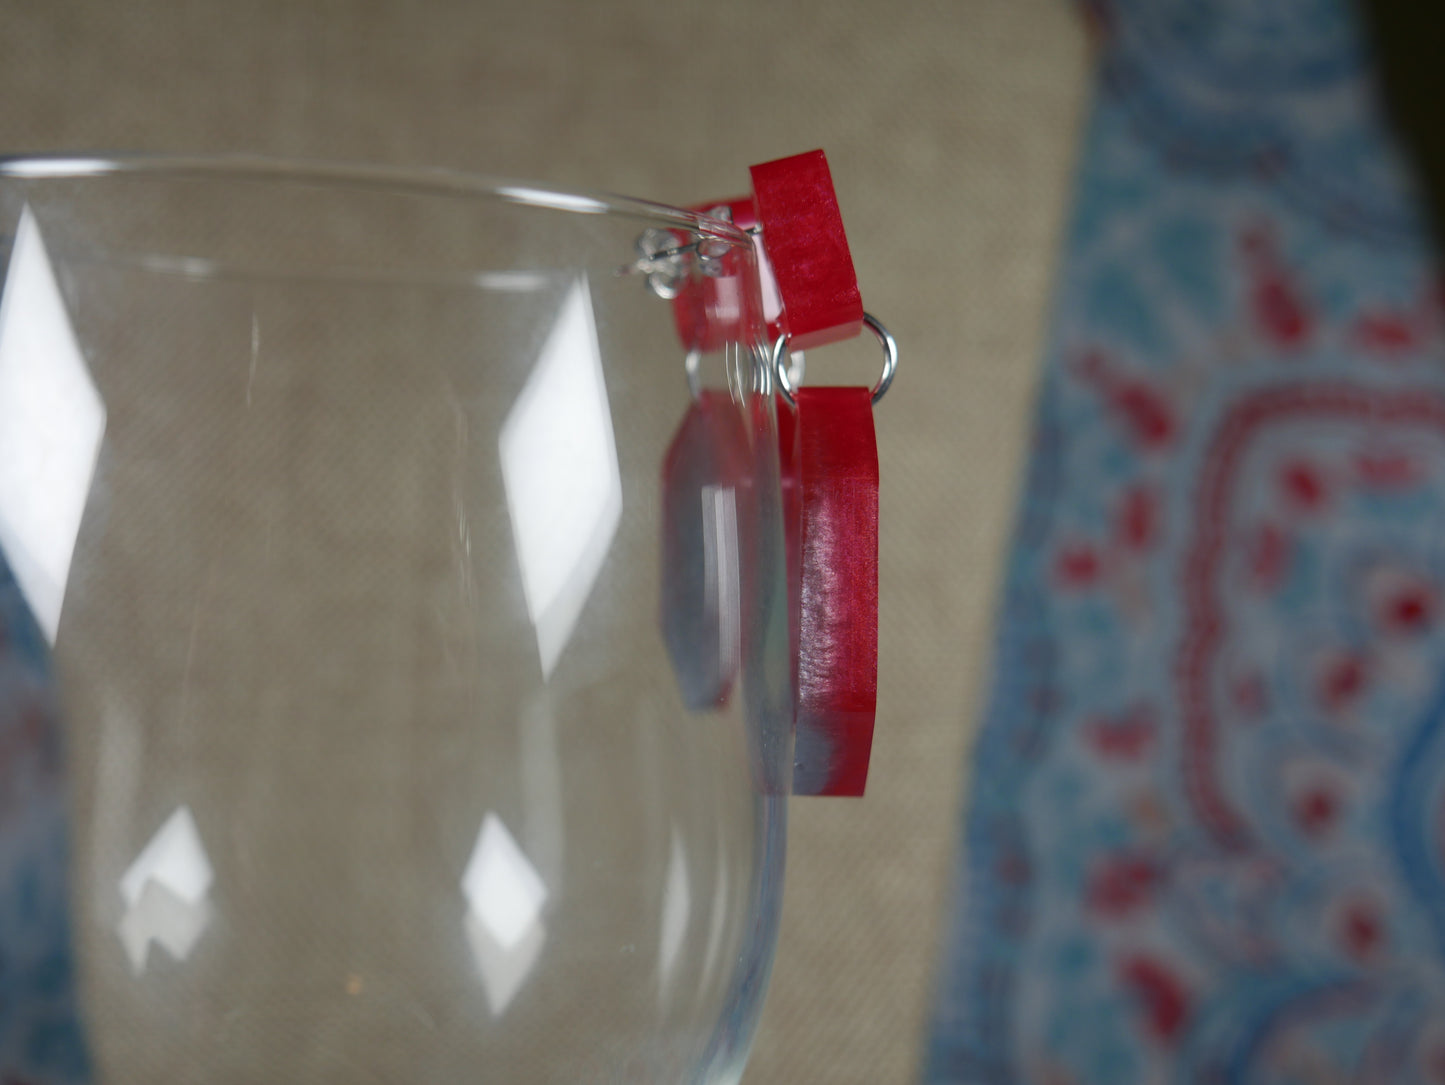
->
[684, 341, 753, 401]
[772, 312, 897, 408]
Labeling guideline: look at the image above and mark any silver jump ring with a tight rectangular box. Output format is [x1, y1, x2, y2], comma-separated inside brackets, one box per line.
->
[772, 312, 897, 408]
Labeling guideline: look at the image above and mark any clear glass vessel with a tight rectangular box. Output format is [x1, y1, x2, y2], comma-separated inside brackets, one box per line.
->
[0, 156, 791, 1084]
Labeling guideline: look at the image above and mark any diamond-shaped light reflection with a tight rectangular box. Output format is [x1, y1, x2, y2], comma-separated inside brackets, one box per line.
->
[499, 277, 621, 678]
[117, 881, 212, 975]
[464, 907, 547, 1017]
[0, 206, 106, 641]
[116, 805, 213, 974]
[462, 813, 548, 1015]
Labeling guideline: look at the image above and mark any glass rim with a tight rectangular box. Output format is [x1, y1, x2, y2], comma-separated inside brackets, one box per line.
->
[0, 152, 752, 243]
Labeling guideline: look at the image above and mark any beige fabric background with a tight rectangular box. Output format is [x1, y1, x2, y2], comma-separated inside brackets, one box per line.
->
[0, 2, 1087, 1081]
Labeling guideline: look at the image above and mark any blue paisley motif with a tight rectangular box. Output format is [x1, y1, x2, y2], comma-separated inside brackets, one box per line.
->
[926, 0, 1445, 1081]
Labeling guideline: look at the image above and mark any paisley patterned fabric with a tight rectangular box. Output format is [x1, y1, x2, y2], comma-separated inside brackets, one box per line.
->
[926, 1, 1445, 1081]
[0, 559, 90, 1084]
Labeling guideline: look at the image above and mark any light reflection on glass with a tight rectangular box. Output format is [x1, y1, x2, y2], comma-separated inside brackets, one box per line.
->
[472, 271, 555, 293]
[462, 813, 548, 1016]
[116, 805, 213, 974]
[749, 228, 782, 326]
[499, 277, 621, 678]
[748, 228, 807, 379]
[701, 485, 741, 685]
[495, 186, 608, 215]
[134, 253, 220, 280]
[700, 848, 729, 994]
[0, 206, 106, 641]
[0, 158, 116, 179]
[464, 907, 547, 1017]
[658, 827, 692, 1002]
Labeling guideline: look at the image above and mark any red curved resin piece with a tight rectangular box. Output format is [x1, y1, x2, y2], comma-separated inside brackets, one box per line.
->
[750, 150, 864, 351]
[676, 149, 864, 354]
[780, 387, 879, 796]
